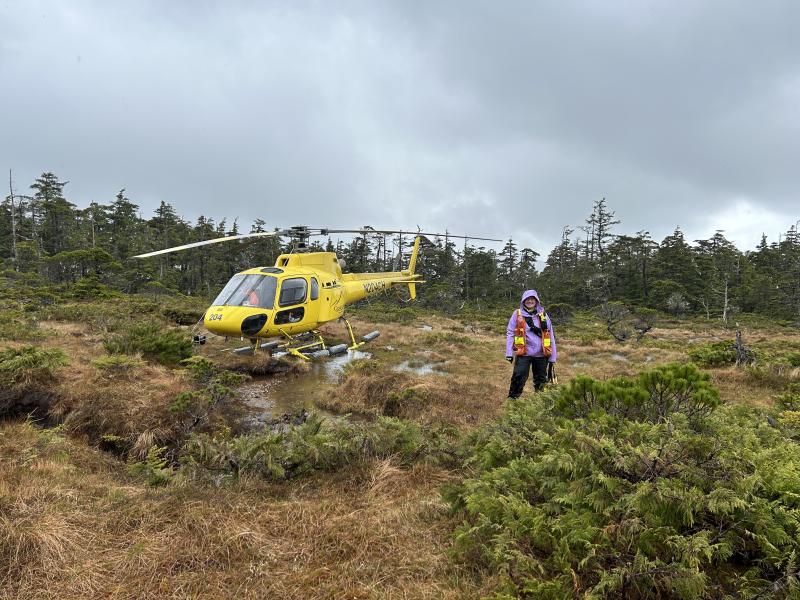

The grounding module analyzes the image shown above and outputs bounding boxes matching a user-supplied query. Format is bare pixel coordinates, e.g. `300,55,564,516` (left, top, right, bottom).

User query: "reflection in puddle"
238,350,372,424
393,360,441,375
314,350,372,382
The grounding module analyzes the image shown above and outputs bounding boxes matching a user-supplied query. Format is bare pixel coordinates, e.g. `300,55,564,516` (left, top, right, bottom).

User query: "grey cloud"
1,0,798,258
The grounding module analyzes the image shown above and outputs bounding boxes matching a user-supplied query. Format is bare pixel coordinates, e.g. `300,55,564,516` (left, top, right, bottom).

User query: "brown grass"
2,306,795,598
0,422,484,599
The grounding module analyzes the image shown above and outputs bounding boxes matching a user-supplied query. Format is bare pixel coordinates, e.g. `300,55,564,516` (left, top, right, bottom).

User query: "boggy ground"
1,297,797,599
1,422,475,599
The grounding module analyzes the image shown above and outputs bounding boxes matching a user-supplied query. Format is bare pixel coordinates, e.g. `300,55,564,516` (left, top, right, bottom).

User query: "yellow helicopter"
134,226,499,359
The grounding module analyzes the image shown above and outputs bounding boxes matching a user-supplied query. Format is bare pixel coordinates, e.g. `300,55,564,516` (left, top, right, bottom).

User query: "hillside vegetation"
2,256,800,597
3,172,800,323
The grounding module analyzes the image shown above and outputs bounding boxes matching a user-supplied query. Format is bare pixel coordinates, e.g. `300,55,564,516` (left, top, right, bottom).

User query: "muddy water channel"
237,350,371,426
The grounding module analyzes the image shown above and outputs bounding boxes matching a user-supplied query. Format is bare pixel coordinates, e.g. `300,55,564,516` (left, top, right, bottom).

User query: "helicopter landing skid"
231,322,381,359
275,329,326,361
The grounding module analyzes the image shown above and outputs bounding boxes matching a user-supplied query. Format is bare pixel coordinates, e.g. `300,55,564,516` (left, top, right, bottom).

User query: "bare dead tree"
632,309,657,341
8,170,19,269
599,302,631,342
734,330,756,366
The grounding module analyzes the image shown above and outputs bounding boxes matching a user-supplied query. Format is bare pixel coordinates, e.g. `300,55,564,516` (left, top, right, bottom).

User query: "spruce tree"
30,172,75,255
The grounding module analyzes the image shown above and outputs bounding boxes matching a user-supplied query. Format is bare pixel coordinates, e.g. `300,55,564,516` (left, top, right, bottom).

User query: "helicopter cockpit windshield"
212,274,277,309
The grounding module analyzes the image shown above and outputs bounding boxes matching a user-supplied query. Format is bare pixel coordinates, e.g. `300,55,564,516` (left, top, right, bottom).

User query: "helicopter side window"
278,278,307,307
310,277,319,301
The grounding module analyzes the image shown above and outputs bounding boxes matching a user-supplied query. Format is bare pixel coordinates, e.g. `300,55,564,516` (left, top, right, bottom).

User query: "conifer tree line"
2,172,799,321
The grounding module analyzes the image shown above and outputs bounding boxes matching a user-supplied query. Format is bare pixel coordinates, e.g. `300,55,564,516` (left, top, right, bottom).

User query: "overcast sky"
2,1,798,257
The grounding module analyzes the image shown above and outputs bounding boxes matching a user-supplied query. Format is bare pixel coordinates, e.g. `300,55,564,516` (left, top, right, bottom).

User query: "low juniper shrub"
0,346,68,388
446,362,800,599
183,415,427,481
128,445,172,487
687,340,738,367
103,322,193,365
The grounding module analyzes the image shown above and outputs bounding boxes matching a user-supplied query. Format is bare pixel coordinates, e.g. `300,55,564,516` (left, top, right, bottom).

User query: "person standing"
505,289,557,398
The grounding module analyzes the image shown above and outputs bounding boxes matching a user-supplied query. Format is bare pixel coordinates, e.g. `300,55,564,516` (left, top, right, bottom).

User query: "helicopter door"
274,277,307,328
304,277,321,325
273,277,319,331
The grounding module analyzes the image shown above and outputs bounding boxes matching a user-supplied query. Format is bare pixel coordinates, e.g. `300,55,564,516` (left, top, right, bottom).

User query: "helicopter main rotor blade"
321,228,502,242
131,230,284,258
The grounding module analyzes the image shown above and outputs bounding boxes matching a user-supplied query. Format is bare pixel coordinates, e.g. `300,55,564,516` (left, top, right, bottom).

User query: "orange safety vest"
512,309,526,356
539,310,553,358
513,309,552,358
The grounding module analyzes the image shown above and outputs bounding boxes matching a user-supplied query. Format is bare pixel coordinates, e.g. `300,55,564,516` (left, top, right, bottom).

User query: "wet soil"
237,350,372,426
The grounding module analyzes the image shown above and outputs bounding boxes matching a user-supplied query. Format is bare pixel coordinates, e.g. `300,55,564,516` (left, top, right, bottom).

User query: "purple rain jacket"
505,289,557,362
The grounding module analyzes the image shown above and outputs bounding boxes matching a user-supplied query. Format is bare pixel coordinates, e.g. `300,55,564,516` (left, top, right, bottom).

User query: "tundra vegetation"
3,173,800,598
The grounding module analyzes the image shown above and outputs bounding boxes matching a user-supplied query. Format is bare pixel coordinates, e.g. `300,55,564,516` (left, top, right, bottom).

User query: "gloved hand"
505,356,513,363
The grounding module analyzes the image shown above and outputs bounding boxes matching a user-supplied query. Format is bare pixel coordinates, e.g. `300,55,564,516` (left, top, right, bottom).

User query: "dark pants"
508,356,549,398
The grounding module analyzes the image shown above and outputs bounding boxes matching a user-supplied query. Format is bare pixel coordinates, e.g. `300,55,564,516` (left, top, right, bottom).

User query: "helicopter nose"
241,313,269,336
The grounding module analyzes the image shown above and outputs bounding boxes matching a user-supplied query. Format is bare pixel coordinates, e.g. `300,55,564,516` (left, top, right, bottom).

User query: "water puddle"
393,360,440,375
238,350,371,425
419,324,433,331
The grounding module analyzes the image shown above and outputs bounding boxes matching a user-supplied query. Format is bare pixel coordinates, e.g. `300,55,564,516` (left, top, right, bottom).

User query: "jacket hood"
519,289,541,311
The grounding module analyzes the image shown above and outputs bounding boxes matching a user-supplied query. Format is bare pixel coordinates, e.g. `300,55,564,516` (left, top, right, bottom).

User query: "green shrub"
184,415,426,481
139,281,182,296
780,411,800,439
0,311,45,341
180,356,218,382
547,303,575,324
446,366,800,598
128,445,172,487
69,276,118,299
777,384,800,412
0,346,68,388
103,323,193,364
162,307,205,325
687,340,737,367
169,369,248,437
555,363,720,424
